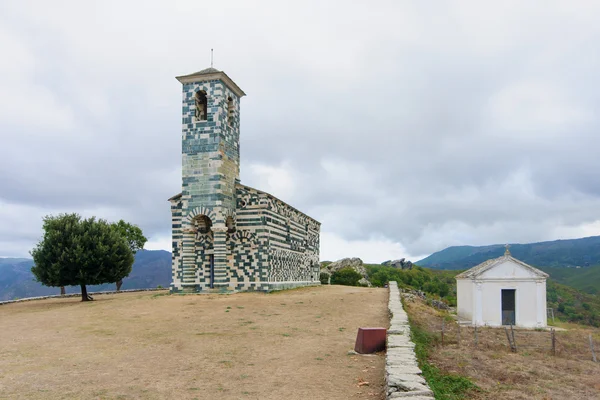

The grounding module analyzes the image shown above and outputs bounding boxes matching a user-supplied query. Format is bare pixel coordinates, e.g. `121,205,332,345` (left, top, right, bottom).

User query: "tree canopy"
111,220,147,291
31,214,135,301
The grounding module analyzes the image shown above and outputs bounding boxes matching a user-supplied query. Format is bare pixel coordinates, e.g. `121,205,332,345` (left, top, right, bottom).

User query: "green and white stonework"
169,68,321,293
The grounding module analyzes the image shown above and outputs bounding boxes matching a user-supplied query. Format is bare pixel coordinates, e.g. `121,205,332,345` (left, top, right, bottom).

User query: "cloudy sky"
1,0,600,263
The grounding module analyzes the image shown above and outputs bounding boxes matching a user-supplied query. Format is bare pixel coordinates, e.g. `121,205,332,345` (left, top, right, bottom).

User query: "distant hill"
0,250,171,301
417,236,600,270
540,265,600,295
416,236,600,295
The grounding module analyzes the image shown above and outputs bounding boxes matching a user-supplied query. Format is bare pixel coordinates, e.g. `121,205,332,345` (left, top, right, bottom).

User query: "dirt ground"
404,297,600,400
0,286,388,400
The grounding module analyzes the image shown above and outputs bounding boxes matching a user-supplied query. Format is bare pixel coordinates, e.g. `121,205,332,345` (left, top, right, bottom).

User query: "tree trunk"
60,286,65,296
81,284,93,301
116,279,123,292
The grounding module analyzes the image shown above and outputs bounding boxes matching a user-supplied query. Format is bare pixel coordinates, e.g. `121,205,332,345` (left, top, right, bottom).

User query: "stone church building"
169,67,321,293
456,247,548,328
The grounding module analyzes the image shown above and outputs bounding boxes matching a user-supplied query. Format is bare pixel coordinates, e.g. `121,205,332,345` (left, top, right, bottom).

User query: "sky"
1,0,600,263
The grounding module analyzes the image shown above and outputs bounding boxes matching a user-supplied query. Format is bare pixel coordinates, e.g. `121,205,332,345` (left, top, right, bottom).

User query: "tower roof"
176,67,246,98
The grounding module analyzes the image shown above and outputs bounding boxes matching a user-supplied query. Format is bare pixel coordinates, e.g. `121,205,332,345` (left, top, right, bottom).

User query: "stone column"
180,227,197,291
212,226,229,290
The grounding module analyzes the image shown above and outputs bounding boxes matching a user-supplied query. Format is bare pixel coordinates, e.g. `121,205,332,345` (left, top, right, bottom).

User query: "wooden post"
590,334,597,363
441,319,445,346
505,327,512,351
551,329,556,356
457,322,461,347
505,327,516,353
474,326,478,348
510,325,517,352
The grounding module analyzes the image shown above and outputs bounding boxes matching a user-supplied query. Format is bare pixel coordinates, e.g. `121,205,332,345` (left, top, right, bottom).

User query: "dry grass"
404,297,600,400
0,286,388,400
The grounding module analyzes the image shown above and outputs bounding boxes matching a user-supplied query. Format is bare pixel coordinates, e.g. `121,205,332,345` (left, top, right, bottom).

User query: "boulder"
358,278,372,287
388,258,413,270
323,257,367,277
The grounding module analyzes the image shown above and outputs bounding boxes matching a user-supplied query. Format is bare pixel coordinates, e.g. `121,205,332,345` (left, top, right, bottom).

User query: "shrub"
319,272,330,285
330,268,362,286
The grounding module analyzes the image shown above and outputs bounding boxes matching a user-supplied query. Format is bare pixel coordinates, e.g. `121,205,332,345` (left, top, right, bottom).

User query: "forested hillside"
417,236,600,270
0,250,171,301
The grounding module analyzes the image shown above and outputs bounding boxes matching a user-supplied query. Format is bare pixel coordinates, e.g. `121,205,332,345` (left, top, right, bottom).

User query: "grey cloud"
2,0,600,259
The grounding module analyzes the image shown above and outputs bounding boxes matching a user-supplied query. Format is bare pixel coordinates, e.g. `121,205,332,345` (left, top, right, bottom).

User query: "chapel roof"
455,251,549,279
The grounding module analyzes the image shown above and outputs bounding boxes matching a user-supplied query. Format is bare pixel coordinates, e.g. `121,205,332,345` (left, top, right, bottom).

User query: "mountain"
541,264,600,295
0,250,172,301
417,236,600,270
417,236,600,295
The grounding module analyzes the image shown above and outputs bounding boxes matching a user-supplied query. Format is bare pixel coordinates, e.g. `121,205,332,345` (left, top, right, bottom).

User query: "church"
456,246,548,328
168,67,321,293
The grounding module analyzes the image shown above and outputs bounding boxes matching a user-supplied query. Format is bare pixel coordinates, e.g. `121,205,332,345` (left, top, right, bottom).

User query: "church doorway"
209,254,215,289
502,289,516,325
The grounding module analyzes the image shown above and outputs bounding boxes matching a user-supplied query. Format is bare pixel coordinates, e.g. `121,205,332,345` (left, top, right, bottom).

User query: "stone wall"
387,281,434,399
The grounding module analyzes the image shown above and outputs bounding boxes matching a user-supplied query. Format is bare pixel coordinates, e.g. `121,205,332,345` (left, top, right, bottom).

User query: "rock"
321,257,373,286
322,257,367,277
431,299,449,310
358,278,372,287
389,258,413,270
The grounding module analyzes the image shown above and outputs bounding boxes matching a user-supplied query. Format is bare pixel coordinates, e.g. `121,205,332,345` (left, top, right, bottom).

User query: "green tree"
111,220,147,291
31,214,134,301
330,267,362,286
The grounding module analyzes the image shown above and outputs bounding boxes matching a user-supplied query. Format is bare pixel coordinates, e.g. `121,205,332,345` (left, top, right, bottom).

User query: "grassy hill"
540,265,600,295
416,236,600,294
0,249,171,301
417,235,600,270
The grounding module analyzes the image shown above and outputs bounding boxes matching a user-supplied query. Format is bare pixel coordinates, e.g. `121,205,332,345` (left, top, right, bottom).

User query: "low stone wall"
0,288,166,306
387,281,434,399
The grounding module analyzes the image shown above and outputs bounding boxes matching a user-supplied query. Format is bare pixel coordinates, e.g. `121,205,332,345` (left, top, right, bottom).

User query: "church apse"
169,67,321,293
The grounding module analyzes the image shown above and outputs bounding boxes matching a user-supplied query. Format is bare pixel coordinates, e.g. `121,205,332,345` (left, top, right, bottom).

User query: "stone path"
386,281,434,399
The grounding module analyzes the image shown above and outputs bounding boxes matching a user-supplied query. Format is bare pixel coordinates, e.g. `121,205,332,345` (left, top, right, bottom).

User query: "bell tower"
175,67,246,290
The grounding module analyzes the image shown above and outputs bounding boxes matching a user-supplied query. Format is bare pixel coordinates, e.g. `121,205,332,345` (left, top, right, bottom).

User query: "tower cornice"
176,69,246,98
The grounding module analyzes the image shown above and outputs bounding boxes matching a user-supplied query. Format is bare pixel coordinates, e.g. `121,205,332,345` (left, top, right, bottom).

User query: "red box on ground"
354,327,387,354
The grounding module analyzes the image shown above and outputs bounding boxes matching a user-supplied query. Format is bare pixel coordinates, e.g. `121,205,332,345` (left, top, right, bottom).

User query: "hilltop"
0,286,387,399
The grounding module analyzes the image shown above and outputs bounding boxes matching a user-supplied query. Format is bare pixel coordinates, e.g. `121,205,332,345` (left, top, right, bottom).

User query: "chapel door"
209,254,215,289
501,289,516,325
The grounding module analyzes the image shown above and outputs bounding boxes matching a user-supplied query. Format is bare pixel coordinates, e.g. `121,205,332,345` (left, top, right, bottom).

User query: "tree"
111,220,147,291
330,267,363,286
31,214,134,301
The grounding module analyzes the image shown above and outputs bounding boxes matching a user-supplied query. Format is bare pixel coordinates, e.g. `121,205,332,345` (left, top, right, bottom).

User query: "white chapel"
456,246,549,328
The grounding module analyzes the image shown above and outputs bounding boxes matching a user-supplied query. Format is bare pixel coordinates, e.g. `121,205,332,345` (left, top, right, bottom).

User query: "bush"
319,272,330,285
330,268,362,286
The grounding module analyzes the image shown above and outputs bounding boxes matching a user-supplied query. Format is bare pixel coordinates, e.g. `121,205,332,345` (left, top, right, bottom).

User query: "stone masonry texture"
169,68,321,293
387,281,434,399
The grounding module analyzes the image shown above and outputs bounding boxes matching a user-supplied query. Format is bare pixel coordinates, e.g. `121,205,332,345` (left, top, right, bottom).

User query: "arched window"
194,215,212,234
226,216,236,234
227,96,234,126
195,90,208,121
